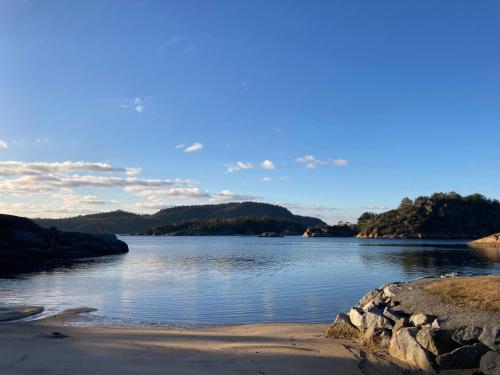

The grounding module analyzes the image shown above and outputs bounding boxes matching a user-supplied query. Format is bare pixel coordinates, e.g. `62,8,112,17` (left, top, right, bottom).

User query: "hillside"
357,192,500,239
143,217,308,236
35,202,325,234
0,214,128,273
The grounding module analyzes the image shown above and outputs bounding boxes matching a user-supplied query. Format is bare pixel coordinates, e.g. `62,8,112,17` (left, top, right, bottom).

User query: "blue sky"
1,0,499,223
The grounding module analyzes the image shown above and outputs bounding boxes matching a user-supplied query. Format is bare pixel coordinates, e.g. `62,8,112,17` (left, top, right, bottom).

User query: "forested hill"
357,193,500,239
35,202,325,234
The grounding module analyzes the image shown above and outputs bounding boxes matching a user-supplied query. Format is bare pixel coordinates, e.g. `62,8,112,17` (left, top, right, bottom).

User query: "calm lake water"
1,236,499,327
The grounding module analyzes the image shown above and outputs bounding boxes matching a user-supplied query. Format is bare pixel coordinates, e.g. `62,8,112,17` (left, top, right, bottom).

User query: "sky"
0,0,499,223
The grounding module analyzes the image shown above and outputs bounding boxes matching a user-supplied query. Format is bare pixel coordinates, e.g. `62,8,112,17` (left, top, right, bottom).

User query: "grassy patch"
424,276,500,312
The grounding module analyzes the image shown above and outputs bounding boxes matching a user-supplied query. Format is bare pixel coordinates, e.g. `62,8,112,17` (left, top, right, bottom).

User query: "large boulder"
362,311,393,330
452,326,483,345
416,327,459,356
348,307,364,329
436,343,490,369
325,313,360,340
480,351,500,375
389,327,435,372
479,325,500,352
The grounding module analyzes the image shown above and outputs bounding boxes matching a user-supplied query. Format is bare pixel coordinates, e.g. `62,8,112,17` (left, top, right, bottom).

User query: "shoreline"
0,309,415,375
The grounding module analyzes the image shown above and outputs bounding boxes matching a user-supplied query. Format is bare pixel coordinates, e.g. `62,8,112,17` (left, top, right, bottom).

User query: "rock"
383,306,402,323
325,313,360,340
440,272,459,278
452,326,483,345
479,325,500,352
431,319,442,329
392,317,410,333
410,313,432,328
362,311,393,330
382,283,400,298
361,296,386,312
469,233,500,247
0,306,44,322
349,307,364,329
416,327,459,356
436,343,490,369
355,289,383,309
389,327,435,372
480,351,500,375
362,326,392,350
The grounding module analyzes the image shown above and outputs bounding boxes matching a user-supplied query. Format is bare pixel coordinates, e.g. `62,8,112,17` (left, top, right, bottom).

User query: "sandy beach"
0,308,418,375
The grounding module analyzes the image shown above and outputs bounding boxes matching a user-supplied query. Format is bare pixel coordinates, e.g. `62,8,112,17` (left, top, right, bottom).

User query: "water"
1,236,499,326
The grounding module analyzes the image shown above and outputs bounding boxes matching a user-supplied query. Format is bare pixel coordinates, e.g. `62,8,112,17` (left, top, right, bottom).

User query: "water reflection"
0,237,498,326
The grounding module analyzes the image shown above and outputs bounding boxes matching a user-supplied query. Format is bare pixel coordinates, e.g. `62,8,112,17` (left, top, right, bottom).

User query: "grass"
424,275,500,312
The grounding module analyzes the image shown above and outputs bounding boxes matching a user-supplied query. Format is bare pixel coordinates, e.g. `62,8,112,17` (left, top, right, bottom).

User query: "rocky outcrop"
325,275,500,373
357,192,500,239
469,233,500,247
0,214,128,272
302,224,358,237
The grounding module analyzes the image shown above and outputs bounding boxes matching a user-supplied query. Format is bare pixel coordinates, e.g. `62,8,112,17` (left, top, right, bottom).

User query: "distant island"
0,214,128,273
357,192,500,239
35,202,324,235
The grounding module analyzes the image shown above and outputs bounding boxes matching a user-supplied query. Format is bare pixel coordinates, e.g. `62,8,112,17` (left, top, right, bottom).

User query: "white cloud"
262,177,272,182
260,160,276,170
175,144,186,149
184,142,203,153
296,155,349,169
0,159,258,218
0,161,140,176
0,139,7,149
225,161,254,173
210,190,258,203
333,159,349,167
121,97,148,113
279,176,289,181
135,104,144,113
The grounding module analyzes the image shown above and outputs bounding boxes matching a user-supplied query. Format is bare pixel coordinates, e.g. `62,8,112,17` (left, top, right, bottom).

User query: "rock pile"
325,278,500,373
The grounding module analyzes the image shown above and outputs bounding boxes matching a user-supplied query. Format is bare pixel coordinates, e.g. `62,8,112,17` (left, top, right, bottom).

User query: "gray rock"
362,326,392,350
452,326,483,345
348,307,364,329
416,327,459,356
392,317,410,333
355,289,383,309
383,306,402,323
410,313,432,328
362,310,393,330
382,283,400,298
361,296,386,312
480,351,500,375
436,343,490,369
325,313,360,340
479,325,500,352
389,327,435,372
